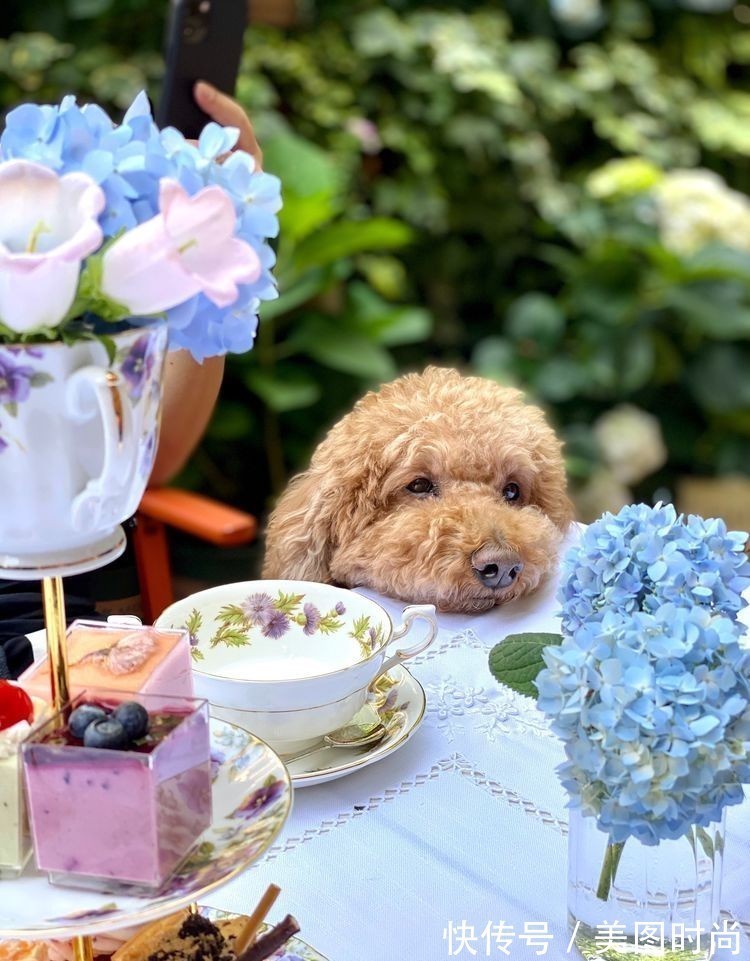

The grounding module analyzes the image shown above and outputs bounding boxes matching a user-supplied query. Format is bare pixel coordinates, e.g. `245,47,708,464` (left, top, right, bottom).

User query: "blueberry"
113,701,149,740
68,704,108,740
83,717,130,750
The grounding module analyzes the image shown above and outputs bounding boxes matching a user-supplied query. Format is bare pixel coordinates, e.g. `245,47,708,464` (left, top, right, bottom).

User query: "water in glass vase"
567,808,724,961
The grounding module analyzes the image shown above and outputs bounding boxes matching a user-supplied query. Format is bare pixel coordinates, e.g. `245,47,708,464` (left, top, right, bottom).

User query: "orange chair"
133,488,258,622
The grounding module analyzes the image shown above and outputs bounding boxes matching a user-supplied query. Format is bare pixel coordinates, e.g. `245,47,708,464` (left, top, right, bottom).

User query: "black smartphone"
157,0,248,139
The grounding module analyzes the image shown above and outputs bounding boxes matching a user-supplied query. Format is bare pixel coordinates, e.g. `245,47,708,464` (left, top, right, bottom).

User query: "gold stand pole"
42,577,94,960
72,936,94,961
41,576,71,712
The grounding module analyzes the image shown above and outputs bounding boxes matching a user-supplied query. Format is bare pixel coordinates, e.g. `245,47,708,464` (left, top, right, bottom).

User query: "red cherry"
0,680,34,731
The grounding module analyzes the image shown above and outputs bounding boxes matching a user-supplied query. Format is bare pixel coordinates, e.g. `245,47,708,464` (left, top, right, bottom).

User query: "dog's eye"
406,477,436,496
502,482,521,503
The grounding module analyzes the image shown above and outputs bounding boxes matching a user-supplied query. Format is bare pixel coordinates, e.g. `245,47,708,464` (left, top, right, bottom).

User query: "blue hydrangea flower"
0,92,281,361
539,503,750,845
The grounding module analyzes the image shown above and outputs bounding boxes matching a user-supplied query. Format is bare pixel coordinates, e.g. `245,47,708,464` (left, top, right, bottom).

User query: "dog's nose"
471,548,524,589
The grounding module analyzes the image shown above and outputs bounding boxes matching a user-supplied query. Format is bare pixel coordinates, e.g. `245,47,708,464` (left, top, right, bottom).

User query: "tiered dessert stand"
0,534,293,961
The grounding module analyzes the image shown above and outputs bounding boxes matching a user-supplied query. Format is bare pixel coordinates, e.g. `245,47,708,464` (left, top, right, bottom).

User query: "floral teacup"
155,579,437,752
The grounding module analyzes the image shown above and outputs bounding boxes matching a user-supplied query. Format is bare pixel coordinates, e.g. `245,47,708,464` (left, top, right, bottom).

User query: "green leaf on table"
488,632,562,697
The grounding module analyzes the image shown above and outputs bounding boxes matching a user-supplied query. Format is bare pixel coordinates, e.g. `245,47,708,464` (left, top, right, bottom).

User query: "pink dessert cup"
21,689,212,894
20,620,194,702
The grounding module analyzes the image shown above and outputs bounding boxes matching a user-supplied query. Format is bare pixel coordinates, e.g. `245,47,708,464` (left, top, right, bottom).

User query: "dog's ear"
262,467,345,582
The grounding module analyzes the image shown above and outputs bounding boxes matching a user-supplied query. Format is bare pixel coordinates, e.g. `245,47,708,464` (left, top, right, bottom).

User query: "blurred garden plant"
3,0,750,518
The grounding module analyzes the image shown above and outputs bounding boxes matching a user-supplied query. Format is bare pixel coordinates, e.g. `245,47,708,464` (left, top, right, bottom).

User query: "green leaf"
29,372,54,388
212,628,252,648
471,337,517,384
669,287,750,340
310,331,395,380
292,219,413,275
506,293,566,346
617,331,655,391
260,270,332,321
275,590,305,614
288,318,397,380
4,402,18,418
278,189,339,245
208,401,255,441
689,345,750,413
215,604,250,628
262,131,343,199
245,368,322,413
185,608,203,636
347,283,432,345
488,632,563,697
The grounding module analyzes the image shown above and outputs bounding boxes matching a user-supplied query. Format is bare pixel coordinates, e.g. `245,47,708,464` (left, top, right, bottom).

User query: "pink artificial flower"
0,160,104,334
100,179,261,317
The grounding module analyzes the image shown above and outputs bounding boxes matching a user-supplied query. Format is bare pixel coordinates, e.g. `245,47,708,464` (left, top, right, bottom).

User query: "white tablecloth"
25,527,750,960
197,527,750,961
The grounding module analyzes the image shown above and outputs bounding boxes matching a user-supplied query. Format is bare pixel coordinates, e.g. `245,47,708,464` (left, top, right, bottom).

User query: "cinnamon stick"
233,884,281,955
236,915,300,961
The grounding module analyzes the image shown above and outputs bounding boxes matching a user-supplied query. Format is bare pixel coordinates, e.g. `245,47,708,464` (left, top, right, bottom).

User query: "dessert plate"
203,908,330,961
286,665,426,788
0,718,292,940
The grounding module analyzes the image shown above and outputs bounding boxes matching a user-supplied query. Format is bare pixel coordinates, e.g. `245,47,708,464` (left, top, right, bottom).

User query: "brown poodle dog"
263,367,573,614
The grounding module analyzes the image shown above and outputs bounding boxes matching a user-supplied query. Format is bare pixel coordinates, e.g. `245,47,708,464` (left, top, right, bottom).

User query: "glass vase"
567,808,725,961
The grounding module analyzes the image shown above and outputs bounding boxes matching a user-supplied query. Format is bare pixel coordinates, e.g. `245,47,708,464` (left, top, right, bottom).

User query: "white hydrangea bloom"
594,404,668,486
654,169,750,254
549,0,601,26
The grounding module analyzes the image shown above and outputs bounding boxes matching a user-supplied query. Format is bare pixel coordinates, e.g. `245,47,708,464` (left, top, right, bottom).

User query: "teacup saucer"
284,664,426,788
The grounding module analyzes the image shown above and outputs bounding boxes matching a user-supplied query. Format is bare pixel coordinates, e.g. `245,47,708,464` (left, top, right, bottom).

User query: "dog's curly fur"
263,367,573,614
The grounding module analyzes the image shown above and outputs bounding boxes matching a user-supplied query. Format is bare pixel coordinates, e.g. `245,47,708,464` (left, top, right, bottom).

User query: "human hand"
193,80,263,169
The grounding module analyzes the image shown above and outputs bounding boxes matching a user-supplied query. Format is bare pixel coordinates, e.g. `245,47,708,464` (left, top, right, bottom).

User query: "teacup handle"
66,366,136,532
378,604,438,675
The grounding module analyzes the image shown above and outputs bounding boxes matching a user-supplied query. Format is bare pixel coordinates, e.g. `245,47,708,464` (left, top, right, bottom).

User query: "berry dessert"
0,680,46,877
22,690,212,893
21,620,193,702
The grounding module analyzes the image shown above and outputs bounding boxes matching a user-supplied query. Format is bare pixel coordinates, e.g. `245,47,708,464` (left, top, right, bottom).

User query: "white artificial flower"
0,160,104,334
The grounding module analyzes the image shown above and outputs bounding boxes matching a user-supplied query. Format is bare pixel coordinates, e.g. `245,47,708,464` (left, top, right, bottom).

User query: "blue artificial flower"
540,503,750,844
0,92,281,361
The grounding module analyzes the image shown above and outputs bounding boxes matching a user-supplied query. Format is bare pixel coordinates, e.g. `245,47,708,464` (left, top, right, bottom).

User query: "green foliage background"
2,0,750,521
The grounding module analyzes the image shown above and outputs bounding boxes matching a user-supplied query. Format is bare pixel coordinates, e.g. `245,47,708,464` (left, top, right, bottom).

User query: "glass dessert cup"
20,619,194,702
22,689,212,895
0,735,32,878
0,688,46,879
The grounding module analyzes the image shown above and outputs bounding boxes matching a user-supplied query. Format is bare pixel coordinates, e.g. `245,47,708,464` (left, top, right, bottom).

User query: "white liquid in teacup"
217,636,367,681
